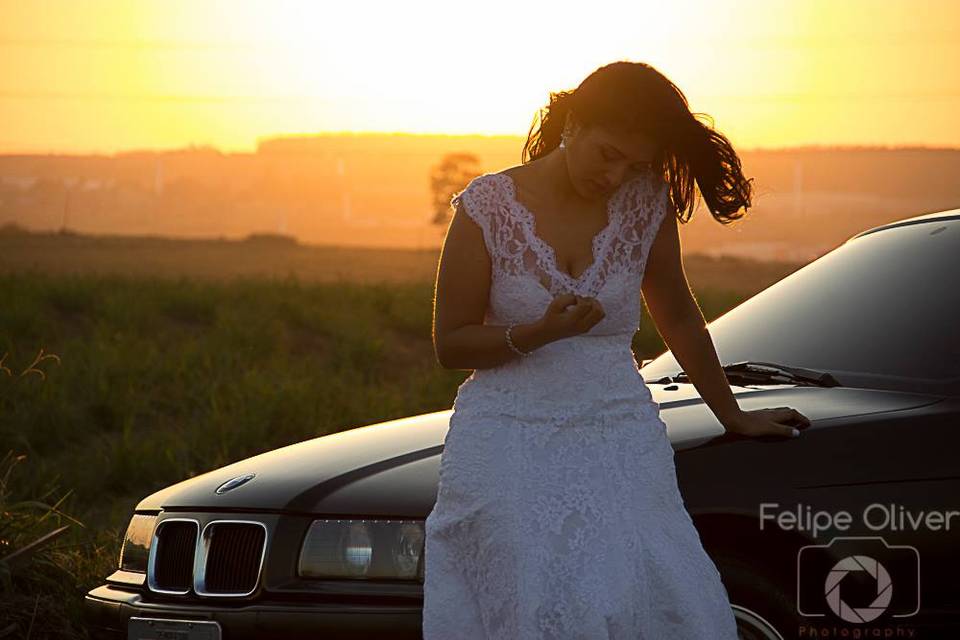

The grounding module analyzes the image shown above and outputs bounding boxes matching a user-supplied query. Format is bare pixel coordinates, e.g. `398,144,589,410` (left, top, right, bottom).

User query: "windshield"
641,216,960,395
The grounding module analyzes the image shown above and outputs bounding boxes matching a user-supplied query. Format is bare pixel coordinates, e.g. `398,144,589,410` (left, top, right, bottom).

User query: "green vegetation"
0,269,751,638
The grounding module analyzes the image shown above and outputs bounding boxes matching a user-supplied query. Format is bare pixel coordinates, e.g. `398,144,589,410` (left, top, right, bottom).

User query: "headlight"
298,518,424,580
118,513,157,573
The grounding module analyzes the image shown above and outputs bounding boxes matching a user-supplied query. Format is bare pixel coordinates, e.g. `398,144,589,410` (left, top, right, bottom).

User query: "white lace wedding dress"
423,170,740,639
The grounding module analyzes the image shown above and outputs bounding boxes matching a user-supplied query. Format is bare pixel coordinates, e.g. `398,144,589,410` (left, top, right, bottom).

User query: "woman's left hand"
722,406,812,439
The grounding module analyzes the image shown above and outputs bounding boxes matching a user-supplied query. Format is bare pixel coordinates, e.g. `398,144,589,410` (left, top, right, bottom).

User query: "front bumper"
84,584,423,640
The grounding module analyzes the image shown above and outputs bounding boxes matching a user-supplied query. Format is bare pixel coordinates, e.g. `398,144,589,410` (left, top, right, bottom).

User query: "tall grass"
0,449,110,639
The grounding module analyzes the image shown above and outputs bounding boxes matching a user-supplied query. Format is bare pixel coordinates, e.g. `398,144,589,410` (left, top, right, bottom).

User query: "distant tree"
429,153,481,226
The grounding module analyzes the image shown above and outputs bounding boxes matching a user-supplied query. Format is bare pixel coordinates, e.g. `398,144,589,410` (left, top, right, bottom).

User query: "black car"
84,209,960,640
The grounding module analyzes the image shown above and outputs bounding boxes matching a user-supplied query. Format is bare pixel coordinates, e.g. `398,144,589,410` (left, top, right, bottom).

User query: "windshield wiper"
655,360,842,388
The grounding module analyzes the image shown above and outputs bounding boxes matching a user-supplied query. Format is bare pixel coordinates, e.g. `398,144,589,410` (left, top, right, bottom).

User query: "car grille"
199,521,267,595
152,520,198,593
147,517,267,597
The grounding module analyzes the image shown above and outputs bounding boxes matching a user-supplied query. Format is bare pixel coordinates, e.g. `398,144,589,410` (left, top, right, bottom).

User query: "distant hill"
1,135,957,262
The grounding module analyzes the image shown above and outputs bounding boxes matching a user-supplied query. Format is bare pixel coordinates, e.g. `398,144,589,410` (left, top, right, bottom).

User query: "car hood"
137,384,942,516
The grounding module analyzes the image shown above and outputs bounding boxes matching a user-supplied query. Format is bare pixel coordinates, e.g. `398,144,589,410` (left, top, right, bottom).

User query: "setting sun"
1,0,957,153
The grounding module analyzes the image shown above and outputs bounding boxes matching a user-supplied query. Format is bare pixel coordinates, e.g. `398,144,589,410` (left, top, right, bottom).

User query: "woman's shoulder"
450,172,504,213
465,171,505,193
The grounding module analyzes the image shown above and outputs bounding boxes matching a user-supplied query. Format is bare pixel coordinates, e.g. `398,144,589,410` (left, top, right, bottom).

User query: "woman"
425,60,811,639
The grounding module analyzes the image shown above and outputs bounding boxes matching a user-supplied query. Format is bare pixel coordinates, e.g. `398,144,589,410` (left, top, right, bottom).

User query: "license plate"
128,617,221,640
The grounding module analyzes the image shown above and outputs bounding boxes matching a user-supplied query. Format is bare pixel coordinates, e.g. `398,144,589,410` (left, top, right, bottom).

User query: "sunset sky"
1,0,957,155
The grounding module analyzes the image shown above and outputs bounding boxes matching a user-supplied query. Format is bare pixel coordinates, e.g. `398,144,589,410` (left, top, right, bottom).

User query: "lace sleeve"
451,176,496,261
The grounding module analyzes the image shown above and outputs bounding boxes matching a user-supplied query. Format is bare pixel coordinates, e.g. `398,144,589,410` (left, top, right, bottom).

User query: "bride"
425,60,811,639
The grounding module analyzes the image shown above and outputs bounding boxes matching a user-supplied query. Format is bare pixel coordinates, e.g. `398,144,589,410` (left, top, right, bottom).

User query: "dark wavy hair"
521,60,753,224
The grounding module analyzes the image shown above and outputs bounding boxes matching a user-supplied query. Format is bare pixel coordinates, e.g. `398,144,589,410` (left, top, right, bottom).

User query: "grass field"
0,230,804,638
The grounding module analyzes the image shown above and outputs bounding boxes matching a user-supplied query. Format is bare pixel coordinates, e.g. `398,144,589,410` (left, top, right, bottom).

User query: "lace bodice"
452,170,670,332
447,170,673,426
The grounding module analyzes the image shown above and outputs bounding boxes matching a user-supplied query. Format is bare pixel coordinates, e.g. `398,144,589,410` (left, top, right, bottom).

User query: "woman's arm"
640,213,744,427
640,212,809,437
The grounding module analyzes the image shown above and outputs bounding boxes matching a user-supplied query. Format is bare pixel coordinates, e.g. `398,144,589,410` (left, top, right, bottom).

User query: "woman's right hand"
537,293,605,342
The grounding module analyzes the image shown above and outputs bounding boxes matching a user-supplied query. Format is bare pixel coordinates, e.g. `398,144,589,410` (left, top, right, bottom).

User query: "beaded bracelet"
505,323,533,357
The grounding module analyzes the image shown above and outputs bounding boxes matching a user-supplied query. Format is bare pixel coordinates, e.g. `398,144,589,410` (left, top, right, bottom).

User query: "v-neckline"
496,171,621,286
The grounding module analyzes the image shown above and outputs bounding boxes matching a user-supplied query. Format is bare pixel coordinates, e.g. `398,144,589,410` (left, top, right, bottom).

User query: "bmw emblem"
215,473,256,494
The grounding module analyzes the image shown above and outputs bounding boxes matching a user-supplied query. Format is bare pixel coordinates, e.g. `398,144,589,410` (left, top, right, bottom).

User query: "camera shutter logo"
825,555,893,623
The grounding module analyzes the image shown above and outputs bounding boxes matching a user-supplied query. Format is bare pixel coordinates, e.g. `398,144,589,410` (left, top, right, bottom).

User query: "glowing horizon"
0,0,957,155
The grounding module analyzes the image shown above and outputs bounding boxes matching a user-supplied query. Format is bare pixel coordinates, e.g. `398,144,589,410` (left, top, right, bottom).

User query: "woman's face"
564,116,657,200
